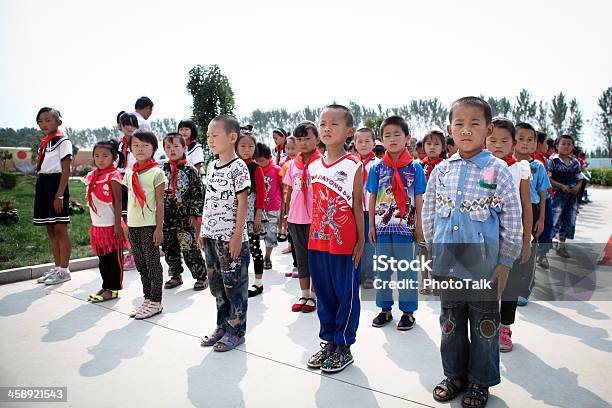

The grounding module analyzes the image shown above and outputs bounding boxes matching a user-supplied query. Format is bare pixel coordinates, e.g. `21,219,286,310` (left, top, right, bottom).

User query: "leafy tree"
566,98,583,144
513,89,537,124
484,96,512,117
549,92,568,138
535,101,551,135
595,86,612,158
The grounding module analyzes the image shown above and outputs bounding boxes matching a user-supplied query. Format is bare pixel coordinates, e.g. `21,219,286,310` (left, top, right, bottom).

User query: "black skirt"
33,173,70,225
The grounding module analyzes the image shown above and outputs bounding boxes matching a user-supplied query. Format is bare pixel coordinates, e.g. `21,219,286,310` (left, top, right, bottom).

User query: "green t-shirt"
122,167,167,227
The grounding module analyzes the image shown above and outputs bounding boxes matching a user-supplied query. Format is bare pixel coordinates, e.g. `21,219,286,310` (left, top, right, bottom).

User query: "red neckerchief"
294,149,323,213
261,161,275,175
382,148,413,219
86,166,117,214
503,155,518,167
422,156,443,180
120,135,129,168
275,144,285,165
359,152,376,186
36,130,62,172
169,159,187,198
131,160,158,212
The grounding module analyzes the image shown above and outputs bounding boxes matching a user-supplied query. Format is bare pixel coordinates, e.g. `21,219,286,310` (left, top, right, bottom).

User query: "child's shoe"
129,299,150,318
556,245,571,258
164,275,183,289
517,296,529,306
372,311,393,327
37,267,57,283
307,342,336,369
321,346,354,373
361,278,374,289
537,254,549,269
135,301,163,320
397,313,416,331
301,298,316,313
263,258,272,270
291,268,299,278
194,277,209,291
499,325,513,352
44,269,71,285
292,297,308,312
248,284,263,297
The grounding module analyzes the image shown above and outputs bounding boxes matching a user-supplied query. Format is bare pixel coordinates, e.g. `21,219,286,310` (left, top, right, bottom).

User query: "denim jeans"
551,192,577,240
203,238,250,337
439,282,500,387
537,197,553,256
374,234,418,313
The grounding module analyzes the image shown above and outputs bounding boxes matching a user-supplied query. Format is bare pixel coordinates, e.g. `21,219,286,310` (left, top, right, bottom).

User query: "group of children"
32,96,586,407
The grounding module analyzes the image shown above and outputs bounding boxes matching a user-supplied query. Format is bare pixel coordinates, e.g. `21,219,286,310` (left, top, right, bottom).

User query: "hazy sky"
1,0,610,142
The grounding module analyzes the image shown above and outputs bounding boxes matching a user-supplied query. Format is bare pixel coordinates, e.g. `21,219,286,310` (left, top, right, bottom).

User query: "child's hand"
153,227,164,246
490,264,510,298
54,197,63,214
113,224,123,239
229,234,242,259
368,227,376,246
254,211,262,233
519,241,531,264
352,238,364,269
533,218,545,237
196,236,203,250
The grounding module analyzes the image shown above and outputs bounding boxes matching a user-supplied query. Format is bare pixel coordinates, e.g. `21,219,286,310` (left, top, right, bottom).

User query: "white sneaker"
37,267,57,283
129,300,150,318
44,269,71,285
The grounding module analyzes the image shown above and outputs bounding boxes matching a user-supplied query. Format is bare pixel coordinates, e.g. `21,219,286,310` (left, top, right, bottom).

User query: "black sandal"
461,383,489,408
248,284,263,297
433,377,467,402
164,276,183,289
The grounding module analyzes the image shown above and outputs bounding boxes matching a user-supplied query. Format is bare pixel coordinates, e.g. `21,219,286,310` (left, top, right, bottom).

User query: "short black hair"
380,115,410,137
446,136,455,146
546,138,554,149
555,134,574,147
492,117,516,140
119,112,139,128
255,142,272,159
135,96,154,110
293,120,319,138
130,130,158,152
116,111,126,124
36,107,62,123
537,131,548,144
373,144,386,155
177,119,198,142
163,132,186,148
211,115,240,138
355,127,375,141
515,122,537,139
449,96,492,124
416,141,423,149
93,139,119,158
323,104,354,127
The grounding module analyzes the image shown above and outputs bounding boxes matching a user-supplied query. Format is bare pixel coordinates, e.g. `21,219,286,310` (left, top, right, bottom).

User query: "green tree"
549,92,568,138
186,64,235,165
484,96,512,117
566,98,583,144
0,150,12,170
535,101,551,135
596,86,612,158
513,89,537,124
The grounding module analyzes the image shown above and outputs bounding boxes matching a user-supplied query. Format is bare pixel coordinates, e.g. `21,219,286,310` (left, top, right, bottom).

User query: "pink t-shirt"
283,160,314,224
262,163,283,212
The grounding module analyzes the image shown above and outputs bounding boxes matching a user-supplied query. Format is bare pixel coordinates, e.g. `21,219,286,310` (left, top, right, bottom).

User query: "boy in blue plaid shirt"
423,97,522,408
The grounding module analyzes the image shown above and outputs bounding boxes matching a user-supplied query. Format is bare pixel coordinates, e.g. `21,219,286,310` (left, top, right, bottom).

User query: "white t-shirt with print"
201,157,250,242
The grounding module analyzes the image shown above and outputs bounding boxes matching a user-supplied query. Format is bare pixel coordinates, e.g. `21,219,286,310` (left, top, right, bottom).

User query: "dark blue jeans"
439,283,500,387
537,197,553,256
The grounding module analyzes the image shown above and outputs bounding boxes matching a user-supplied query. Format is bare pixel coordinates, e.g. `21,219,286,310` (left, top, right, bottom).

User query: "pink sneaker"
499,326,513,353
124,254,136,270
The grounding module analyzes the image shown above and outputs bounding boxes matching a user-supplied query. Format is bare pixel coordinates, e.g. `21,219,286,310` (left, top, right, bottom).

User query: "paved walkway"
1,188,611,407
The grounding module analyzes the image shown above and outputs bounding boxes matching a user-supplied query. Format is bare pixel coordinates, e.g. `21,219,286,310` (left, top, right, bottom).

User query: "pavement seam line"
52,288,436,408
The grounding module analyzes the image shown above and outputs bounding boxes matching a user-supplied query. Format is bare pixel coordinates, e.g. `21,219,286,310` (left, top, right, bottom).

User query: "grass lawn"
0,175,93,270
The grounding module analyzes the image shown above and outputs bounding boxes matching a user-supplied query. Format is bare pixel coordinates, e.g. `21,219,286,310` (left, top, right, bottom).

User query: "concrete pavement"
1,187,611,407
